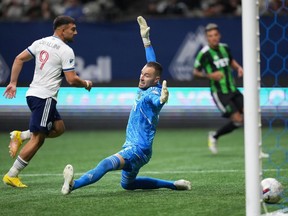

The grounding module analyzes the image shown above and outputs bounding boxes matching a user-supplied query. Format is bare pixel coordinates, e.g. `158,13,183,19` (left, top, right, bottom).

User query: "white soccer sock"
20,130,31,140
7,156,28,177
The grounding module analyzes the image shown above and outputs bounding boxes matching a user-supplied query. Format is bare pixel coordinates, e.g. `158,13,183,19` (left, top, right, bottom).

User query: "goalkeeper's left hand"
160,80,169,104
137,16,151,46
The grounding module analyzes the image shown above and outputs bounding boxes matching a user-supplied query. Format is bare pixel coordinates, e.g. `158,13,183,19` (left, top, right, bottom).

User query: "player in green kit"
193,23,269,158
193,23,244,154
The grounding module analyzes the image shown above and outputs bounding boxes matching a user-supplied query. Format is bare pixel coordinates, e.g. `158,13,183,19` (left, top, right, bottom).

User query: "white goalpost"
243,1,288,215
242,0,261,215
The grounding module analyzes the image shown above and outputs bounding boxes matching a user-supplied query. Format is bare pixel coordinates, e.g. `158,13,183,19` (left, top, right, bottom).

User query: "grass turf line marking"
17,168,285,177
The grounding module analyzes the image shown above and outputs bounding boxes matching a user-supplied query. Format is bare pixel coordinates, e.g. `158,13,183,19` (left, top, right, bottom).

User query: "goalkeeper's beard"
138,81,148,90
138,80,154,90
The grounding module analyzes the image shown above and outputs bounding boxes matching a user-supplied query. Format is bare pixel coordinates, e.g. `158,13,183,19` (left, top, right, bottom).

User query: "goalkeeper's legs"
71,155,121,190
120,171,191,190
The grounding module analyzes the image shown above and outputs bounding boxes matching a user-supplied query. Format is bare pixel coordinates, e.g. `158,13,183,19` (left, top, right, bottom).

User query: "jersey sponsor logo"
214,57,229,68
169,26,207,81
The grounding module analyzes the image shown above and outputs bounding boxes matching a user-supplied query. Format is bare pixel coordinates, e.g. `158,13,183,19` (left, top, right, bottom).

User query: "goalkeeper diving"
61,16,191,195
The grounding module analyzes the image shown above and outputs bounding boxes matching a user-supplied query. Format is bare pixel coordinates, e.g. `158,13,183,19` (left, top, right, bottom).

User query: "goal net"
243,0,288,215
259,0,288,215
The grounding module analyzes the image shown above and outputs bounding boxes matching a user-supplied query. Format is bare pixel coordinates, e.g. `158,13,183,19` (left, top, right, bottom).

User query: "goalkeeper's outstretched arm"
137,16,169,103
137,16,156,62
137,16,151,47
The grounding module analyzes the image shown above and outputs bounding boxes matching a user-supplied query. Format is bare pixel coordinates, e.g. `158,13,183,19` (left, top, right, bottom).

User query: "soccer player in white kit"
3,15,92,187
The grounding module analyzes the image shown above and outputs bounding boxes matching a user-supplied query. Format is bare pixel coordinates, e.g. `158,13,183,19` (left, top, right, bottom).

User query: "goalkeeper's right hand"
137,16,151,46
160,80,169,104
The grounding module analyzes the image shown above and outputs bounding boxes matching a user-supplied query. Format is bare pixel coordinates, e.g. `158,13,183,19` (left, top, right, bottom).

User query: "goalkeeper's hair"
146,61,163,76
53,15,75,30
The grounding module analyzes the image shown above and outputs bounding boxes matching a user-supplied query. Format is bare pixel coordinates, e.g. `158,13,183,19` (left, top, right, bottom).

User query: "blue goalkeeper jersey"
124,84,164,155
123,45,164,155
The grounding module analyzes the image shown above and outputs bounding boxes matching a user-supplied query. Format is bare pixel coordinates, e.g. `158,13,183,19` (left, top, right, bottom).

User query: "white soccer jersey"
26,36,75,100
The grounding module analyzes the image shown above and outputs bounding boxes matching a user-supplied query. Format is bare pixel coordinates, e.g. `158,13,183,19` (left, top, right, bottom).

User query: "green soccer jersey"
194,43,237,94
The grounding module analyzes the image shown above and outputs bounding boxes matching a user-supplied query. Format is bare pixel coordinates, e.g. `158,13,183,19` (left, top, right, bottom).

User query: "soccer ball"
261,178,284,204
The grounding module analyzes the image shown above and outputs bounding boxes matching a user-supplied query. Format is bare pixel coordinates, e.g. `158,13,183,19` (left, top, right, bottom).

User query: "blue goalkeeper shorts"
118,144,152,184
118,144,151,174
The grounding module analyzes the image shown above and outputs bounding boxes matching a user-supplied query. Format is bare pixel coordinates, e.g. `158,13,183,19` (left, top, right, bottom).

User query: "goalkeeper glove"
137,16,151,46
160,80,169,104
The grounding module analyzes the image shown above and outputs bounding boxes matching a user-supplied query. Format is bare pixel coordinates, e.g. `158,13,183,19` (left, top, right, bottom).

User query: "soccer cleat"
61,164,74,195
9,131,23,158
208,131,218,154
174,179,191,190
3,174,27,188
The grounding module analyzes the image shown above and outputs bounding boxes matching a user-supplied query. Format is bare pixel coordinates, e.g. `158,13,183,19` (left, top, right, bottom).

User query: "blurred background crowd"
0,0,285,22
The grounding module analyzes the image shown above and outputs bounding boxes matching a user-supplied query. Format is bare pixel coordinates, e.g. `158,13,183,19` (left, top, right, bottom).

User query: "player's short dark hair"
53,16,75,30
146,61,163,76
205,23,219,32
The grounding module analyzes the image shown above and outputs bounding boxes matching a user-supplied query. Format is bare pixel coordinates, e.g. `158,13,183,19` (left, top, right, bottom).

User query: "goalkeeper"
61,16,191,195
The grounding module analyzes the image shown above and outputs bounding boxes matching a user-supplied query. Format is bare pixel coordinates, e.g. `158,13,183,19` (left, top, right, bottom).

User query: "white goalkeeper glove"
160,80,169,104
137,16,151,46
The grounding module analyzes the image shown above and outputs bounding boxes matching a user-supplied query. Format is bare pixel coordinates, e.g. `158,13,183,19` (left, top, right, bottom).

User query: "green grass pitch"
0,128,286,215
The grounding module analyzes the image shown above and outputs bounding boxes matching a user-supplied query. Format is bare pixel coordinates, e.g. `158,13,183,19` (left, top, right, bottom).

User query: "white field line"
17,168,285,177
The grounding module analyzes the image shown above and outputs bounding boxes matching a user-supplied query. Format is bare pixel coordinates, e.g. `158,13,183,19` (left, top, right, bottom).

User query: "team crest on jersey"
137,92,142,100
